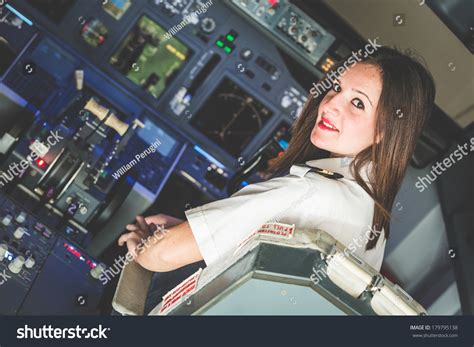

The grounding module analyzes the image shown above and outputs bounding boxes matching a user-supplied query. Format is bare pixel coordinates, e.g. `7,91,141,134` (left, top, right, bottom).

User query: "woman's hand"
139,213,184,229
118,214,184,258
118,215,152,258
118,215,203,272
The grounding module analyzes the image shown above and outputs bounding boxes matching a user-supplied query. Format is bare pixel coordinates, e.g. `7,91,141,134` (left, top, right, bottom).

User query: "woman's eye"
352,98,365,110
332,83,341,92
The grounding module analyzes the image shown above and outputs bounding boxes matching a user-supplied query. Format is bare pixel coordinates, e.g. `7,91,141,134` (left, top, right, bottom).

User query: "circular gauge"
191,78,273,157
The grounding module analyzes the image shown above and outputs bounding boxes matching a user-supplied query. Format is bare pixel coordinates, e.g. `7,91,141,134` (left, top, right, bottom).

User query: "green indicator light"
224,46,232,54
216,40,224,47
226,34,235,42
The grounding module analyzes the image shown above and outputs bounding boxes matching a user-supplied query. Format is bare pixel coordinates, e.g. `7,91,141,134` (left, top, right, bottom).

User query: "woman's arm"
119,176,314,271
118,218,203,272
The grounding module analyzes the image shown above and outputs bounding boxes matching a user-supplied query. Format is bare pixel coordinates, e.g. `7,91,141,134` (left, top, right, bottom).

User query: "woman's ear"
375,133,382,144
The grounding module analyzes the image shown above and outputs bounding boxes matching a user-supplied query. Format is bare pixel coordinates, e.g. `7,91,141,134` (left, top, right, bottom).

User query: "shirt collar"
303,157,372,184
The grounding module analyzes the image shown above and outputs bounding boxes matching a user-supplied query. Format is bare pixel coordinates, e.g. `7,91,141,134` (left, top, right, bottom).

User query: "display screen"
26,0,76,24
0,90,34,137
110,16,191,99
30,39,76,82
191,78,273,157
137,119,178,158
102,0,132,20
0,37,16,76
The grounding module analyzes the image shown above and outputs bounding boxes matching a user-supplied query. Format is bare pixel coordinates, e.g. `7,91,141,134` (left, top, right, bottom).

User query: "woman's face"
310,63,383,157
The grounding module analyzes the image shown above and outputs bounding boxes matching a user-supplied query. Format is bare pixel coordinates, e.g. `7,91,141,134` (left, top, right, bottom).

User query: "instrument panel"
0,0,361,314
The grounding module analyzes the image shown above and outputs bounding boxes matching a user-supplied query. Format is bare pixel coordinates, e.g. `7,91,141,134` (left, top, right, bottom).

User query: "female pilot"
119,46,436,275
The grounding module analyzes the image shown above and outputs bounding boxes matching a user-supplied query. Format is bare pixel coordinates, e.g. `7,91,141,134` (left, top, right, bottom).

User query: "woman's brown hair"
266,46,436,250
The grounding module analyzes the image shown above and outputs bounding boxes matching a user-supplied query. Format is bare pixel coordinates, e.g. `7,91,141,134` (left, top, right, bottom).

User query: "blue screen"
137,119,177,158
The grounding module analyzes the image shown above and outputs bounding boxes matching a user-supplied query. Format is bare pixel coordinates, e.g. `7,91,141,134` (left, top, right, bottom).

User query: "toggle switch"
25,256,35,269
13,227,26,239
2,214,12,226
15,212,27,224
0,243,8,259
90,263,106,280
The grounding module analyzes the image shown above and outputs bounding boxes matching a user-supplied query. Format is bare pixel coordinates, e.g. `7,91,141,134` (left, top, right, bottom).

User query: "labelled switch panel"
255,55,280,80
0,198,56,290
230,0,335,70
0,192,105,314
204,163,229,190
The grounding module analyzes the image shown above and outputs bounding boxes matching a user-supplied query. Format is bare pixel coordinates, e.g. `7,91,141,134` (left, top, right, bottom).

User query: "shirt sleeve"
185,175,314,266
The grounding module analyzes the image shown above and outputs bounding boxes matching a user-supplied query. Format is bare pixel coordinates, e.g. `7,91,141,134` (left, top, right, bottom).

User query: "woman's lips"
318,116,339,132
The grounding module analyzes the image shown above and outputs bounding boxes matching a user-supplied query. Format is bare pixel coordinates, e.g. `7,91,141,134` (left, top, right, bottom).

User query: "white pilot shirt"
185,157,387,271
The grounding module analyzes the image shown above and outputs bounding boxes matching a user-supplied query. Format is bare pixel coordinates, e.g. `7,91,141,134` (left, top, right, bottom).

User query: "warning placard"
234,222,295,255
158,268,203,315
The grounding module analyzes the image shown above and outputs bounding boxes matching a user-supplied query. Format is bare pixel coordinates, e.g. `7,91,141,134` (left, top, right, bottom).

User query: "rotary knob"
13,226,26,239
25,256,35,269
79,205,88,215
15,212,27,224
201,17,216,34
90,263,106,280
2,214,12,226
0,243,8,259
240,48,253,61
281,95,292,108
8,255,25,274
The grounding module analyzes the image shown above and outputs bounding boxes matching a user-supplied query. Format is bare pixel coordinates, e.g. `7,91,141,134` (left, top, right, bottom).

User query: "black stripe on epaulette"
301,164,344,180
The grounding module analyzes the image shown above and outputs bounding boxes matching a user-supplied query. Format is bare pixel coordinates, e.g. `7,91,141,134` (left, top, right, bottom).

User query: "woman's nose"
324,96,342,117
